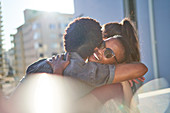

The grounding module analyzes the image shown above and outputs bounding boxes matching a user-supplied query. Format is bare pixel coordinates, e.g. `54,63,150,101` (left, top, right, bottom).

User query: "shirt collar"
69,52,85,63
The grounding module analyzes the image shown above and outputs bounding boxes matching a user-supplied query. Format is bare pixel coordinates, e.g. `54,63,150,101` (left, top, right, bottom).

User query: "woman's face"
89,38,125,64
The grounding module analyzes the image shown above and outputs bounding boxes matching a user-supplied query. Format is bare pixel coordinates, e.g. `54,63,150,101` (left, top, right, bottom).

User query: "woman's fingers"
46,58,52,65
66,53,70,60
60,54,64,61
128,80,133,87
46,60,50,64
47,53,70,70
128,77,145,87
141,76,145,80
56,55,59,60
65,53,70,61
132,79,139,84
137,78,145,82
52,55,56,60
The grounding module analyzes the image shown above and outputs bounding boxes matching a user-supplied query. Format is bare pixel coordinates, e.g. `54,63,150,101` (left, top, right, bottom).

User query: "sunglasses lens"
105,54,113,58
104,48,114,58
104,48,119,63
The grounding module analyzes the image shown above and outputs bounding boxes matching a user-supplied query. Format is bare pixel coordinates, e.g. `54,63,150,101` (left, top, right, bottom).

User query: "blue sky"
1,0,74,50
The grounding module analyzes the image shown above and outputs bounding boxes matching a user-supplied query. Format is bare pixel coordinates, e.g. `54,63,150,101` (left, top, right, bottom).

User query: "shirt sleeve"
107,65,115,84
26,59,53,75
64,59,115,87
94,63,115,85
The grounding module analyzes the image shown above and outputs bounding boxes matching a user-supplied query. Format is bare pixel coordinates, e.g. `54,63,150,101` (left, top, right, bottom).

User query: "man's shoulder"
87,62,113,67
26,58,53,75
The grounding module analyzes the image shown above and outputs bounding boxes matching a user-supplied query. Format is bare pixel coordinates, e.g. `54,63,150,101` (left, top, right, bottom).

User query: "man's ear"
77,44,94,59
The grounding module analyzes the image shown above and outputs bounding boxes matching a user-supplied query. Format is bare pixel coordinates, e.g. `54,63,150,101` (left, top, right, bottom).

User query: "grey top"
64,52,115,87
24,52,115,87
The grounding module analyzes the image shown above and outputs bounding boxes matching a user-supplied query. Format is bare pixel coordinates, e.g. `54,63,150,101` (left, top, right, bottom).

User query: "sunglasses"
99,41,119,64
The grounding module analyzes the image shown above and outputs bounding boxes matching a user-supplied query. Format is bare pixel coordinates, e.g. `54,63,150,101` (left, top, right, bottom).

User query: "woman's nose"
94,47,98,52
95,47,103,55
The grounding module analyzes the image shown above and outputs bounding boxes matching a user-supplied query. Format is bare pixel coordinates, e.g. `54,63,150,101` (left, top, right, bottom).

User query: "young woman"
89,18,145,87
47,18,147,112
87,18,143,108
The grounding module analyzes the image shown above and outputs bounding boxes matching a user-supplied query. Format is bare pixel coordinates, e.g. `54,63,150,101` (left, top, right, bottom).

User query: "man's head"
63,17,102,59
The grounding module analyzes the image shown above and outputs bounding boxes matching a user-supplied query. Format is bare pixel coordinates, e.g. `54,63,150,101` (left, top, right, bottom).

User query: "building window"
69,18,72,21
33,32,40,40
49,24,56,30
65,23,68,27
58,23,61,29
51,43,59,48
34,43,39,49
52,52,57,56
59,33,63,38
60,42,63,47
39,43,43,48
39,53,44,57
61,23,65,29
50,34,57,38
32,23,41,30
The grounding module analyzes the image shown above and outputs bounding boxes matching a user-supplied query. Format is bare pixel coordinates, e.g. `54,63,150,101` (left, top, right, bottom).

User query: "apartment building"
0,2,4,77
13,26,26,78
13,9,73,79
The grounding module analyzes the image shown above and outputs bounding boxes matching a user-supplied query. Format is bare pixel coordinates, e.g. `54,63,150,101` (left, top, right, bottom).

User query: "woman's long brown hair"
102,18,140,63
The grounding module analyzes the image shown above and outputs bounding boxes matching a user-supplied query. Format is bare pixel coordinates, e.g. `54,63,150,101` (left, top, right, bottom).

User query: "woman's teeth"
94,53,99,60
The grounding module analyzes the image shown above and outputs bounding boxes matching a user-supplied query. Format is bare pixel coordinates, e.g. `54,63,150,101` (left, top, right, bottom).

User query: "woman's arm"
113,63,148,83
121,81,133,106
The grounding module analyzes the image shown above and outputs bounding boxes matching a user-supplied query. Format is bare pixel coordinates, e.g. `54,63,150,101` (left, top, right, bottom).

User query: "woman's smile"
93,53,100,60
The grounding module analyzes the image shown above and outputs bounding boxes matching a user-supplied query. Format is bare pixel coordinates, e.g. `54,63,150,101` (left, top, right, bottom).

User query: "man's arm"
113,63,148,83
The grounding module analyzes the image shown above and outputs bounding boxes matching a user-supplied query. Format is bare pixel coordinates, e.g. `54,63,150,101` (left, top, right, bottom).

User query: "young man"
26,17,113,86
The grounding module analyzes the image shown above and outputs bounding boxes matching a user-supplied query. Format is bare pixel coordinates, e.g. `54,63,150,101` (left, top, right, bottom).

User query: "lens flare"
14,73,70,113
13,73,94,113
33,74,57,113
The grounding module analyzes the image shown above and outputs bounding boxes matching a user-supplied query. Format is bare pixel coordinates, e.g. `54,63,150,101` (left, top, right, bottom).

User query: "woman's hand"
128,77,145,87
46,53,70,75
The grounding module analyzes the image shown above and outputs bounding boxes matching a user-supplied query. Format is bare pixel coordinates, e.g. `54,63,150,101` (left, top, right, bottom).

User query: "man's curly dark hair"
63,17,102,59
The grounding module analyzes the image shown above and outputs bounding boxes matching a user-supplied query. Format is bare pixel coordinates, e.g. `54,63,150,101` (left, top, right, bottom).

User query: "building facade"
13,9,73,79
0,2,4,77
0,2,3,89
13,26,26,78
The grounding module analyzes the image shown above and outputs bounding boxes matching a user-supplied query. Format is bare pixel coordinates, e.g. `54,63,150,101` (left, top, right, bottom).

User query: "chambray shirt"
64,52,115,87
24,52,115,87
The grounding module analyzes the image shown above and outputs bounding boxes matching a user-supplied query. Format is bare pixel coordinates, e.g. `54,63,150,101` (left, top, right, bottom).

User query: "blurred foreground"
0,74,170,113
